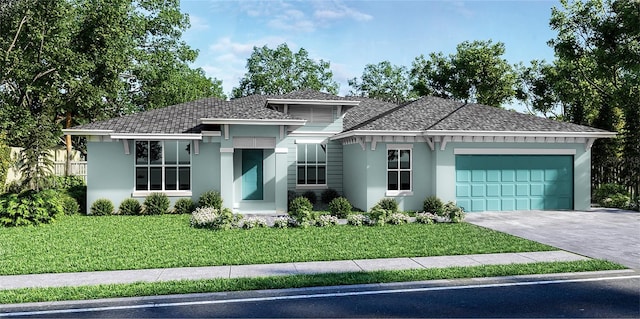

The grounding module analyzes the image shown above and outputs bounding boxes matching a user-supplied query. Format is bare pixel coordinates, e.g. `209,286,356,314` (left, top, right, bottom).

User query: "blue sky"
180,0,561,103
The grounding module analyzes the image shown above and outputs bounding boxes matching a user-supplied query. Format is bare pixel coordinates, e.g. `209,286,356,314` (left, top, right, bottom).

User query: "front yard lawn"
0,214,556,276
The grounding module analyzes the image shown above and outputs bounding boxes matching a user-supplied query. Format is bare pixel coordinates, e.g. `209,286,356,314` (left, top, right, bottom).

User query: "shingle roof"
347,96,607,133
72,95,298,133
71,90,609,135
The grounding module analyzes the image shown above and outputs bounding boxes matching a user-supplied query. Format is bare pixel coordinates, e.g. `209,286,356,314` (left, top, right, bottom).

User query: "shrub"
443,201,465,223
321,189,340,204
375,198,399,214
288,196,313,223
368,205,389,226
143,193,170,215
66,185,87,214
119,198,142,215
602,193,631,208
594,183,630,208
328,197,352,218
48,175,86,190
242,216,268,229
61,194,80,215
347,214,369,226
628,197,640,212
416,212,437,224
190,207,217,228
198,190,223,211
273,216,291,228
173,198,196,215
90,198,114,216
387,212,410,225
0,190,65,226
316,214,339,227
423,196,444,214
287,191,298,204
214,208,242,230
301,191,317,205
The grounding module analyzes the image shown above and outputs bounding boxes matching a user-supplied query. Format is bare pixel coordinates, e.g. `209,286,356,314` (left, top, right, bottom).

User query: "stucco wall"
86,141,133,212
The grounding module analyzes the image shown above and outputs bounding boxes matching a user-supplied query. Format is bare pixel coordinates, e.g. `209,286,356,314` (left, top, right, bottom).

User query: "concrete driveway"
465,208,640,269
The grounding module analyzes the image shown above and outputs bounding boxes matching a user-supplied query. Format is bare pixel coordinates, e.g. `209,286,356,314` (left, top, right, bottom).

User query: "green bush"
443,201,465,223
0,190,65,226
90,198,114,216
66,185,87,214
423,196,444,214
60,193,80,215
213,208,242,230
602,193,631,208
173,198,196,214
301,190,317,205
143,193,170,215
288,196,313,224
375,198,399,214
198,190,223,211
368,205,389,226
321,189,340,204
0,135,11,191
242,216,268,229
48,175,86,190
119,198,142,215
387,212,410,225
594,183,630,208
328,197,352,218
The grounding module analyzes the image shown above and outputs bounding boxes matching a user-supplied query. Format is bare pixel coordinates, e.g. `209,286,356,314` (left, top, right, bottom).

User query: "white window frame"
296,143,328,189
386,146,413,196
133,140,192,197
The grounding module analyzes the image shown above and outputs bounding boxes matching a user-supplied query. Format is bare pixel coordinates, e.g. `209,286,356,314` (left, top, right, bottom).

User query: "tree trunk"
65,111,72,176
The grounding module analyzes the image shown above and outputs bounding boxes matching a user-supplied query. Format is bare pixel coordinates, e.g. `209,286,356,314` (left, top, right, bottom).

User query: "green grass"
0,214,556,275
0,260,624,304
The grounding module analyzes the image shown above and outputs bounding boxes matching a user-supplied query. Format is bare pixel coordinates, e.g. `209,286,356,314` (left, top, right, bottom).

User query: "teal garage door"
456,155,573,212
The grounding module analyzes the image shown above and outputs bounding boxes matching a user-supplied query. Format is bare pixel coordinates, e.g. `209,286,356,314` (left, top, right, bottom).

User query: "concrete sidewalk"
0,251,588,290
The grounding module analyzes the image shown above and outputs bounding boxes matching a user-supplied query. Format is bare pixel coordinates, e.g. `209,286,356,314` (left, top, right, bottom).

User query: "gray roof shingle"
71,90,609,134
347,96,608,133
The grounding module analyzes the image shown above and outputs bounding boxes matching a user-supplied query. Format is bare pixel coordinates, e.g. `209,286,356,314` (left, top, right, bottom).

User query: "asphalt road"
3,272,639,318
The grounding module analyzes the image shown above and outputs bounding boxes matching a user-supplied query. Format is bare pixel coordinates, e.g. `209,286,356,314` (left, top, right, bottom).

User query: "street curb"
1,269,636,312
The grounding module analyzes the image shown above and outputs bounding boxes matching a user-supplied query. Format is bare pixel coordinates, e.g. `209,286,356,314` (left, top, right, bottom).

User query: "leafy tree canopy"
411,40,518,107
232,43,339,98
348,61,416,104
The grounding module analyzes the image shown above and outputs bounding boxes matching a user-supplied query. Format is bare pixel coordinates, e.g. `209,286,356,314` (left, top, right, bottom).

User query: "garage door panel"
456,185,470,197
516,184,529,196
487,170,500,182
456,155,573,212
486,184,500,197
516,170,529,182
471,185,485,196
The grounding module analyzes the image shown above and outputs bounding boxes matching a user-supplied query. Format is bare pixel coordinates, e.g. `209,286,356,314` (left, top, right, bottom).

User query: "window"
135,141,191,192
387,148,411,192
297,143,327,185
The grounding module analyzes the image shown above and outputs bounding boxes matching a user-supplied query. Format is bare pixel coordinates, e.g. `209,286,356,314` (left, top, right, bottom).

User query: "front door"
242,149,263,200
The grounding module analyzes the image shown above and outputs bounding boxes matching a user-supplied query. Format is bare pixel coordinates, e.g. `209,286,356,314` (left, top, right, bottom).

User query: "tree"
232,43,339,98
549,0,639,195
348,61,415,104
1,0,225,181
411,40,518,107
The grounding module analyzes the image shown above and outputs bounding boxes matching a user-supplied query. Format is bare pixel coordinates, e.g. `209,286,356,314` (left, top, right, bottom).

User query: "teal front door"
456,155,573,212
242,149,263,200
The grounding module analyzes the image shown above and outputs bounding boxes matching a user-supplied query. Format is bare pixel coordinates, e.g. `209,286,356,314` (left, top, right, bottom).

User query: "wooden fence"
591,156,639,199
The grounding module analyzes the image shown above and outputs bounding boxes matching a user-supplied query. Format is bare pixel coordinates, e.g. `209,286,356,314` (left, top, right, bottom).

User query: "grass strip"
0,215,555,275
0,259,624,305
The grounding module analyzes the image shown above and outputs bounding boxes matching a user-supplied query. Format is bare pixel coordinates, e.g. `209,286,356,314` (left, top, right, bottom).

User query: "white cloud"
313,1,373,22
200,36,296,96
188,15,210,31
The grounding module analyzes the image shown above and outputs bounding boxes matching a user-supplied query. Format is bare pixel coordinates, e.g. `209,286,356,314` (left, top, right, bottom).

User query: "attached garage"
455,154,574,212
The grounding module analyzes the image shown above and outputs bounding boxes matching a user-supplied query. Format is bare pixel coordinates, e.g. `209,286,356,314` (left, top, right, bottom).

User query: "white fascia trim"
62,129,113,136
330,130,425,140
200,118,307,126
454,148,577,155
266,99,360,107
295,138,327,144
202,131,221,137
110,133,202,140
132,190,192,197
425,130,617,138
288,131,341,137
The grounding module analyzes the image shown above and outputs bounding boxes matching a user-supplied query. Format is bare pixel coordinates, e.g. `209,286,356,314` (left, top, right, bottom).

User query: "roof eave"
331,129,617,141
266,98,360,107
62,129,113,136
200,118,307,126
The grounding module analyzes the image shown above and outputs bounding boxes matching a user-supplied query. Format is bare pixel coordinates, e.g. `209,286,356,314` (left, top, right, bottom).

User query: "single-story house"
64,90,615,213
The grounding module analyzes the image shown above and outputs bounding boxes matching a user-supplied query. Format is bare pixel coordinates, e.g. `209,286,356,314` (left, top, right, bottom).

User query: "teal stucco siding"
86,141,133,212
